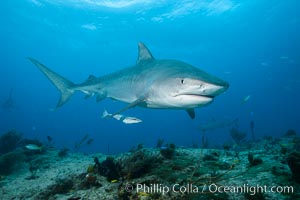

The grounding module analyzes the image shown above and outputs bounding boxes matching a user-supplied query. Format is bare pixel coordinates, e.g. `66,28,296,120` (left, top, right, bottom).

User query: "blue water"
1,0,299,154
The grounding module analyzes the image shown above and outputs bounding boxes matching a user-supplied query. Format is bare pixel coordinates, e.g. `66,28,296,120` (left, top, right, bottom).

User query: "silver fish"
25,144,42,151
102,110,142,124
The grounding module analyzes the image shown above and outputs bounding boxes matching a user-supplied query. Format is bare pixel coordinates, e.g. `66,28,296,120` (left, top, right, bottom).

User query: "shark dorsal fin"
137,42,154,64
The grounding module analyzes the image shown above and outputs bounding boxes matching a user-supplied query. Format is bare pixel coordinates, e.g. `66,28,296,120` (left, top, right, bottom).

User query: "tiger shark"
1,88,14,110
28,42,229,119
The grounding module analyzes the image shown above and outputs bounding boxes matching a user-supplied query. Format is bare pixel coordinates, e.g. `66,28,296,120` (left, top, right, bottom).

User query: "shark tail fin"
28,57,75,107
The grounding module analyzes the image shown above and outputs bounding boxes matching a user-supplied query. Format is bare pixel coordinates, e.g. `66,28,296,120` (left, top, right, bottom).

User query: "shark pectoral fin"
186,109,195,119
112,97,145,116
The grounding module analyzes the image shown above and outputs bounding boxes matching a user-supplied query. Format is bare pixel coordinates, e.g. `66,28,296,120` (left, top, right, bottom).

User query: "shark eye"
181,79,184,84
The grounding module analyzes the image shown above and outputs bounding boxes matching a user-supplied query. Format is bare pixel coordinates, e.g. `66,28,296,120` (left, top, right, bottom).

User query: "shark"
1,88,14,110
28,42,229,119
199,118,239,132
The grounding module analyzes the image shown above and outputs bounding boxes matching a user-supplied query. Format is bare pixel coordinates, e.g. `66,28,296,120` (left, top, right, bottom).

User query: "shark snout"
219,83,229,95
175,79,229,98
202,81,229,97
219,81,229,91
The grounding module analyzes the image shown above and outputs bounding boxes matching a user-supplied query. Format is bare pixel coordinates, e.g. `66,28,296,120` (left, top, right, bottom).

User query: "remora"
28,42,229,119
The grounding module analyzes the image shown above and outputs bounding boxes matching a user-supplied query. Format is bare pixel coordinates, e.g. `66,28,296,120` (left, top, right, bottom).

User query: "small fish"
122,117,142,124
112,114,123,121
160,146,168,150
74,134,91,150
102,110,142,124
102,110,119,119
241,95,251,104
48,108,56,112
280,142,296,148
280,56,289,60
260,62,269,66
25,144,42,151
111,179,118,183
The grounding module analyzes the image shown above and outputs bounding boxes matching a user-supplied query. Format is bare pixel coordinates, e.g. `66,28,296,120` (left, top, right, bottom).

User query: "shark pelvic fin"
137,42,154,64
84,93,94,99
28,57,75,107
96,94,106,102
186,109,195,119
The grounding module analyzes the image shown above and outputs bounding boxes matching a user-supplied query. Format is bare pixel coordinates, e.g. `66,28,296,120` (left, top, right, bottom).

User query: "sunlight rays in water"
31,0,238,17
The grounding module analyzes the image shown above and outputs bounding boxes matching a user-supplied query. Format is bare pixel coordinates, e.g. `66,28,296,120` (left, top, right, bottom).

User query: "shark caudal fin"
28,57,75,107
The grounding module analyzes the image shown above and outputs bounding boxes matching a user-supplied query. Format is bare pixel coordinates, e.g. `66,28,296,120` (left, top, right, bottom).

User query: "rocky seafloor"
1,135,300,200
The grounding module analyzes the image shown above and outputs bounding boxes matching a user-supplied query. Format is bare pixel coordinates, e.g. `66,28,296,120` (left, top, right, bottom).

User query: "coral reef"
119,149,162,179
1,135,300,200
230,128,246,144
248,152,263,167
160,143,176,159
94,156,121,181
37,177,75,198
58,147,69,158
156,138,164,148
284,129,297,137
129,143,144,153
287,151,300,183
0,129,22,155
0,150,25,175
203,151,220,161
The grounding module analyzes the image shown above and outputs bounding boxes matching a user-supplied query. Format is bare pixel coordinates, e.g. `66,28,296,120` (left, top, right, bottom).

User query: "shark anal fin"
112,97,145,116
186,109,195,119
137,42,154,64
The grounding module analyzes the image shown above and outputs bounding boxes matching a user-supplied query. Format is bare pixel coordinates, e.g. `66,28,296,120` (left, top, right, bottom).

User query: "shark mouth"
198,94,214,98
174,93,214,99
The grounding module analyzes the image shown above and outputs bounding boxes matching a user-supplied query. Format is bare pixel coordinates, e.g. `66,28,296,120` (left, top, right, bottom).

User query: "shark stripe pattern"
28,42,229,119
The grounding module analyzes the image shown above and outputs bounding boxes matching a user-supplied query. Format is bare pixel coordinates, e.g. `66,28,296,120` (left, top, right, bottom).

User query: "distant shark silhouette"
199,118,239,132
1,88,14,110
28,42,229,119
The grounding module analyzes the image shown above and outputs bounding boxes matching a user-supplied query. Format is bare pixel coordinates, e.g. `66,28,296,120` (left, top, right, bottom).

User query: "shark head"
135,43,229,112
146,59,229,109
